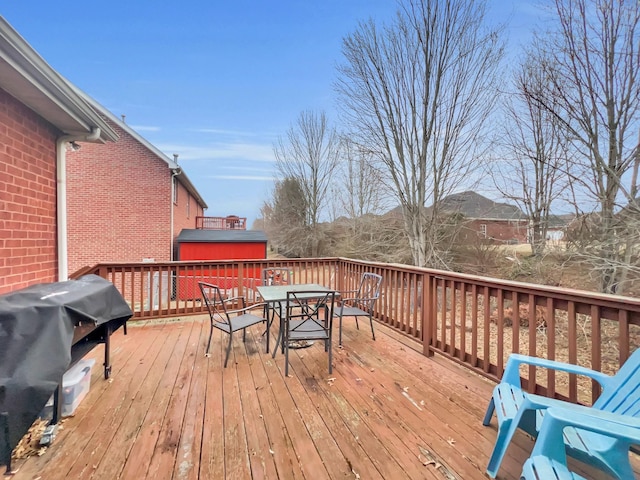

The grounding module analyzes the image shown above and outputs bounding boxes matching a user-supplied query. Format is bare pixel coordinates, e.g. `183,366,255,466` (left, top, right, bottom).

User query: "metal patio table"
256,283,336,354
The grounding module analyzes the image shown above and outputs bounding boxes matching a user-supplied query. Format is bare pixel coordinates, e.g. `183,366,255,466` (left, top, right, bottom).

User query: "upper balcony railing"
79,257,640,408
195,215,246,230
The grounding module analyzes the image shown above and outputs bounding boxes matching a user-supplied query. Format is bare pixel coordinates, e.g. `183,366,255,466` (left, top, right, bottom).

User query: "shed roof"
176,229,267,243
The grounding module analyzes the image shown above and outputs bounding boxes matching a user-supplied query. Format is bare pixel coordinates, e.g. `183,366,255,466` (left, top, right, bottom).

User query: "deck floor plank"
232,328,280,480
295,339,444,480
172,320,207,480
339,328,506,479
14,322,163,480
8,316,636,480
219,331,253,479
197,321,226,480
118,321,197,480
255,342,332,479
261,337,353,480
242,333,306,480
281,348,387,480
145,320,202,480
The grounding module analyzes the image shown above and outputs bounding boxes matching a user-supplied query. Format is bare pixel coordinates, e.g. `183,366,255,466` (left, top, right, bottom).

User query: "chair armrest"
339,297,360,303
532,406,640,464
222,295,248,308
502,353,611,388
338,289,359,295
226,302,267,316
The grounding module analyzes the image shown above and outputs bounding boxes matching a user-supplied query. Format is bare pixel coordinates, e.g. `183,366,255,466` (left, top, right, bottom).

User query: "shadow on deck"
8,317,628,479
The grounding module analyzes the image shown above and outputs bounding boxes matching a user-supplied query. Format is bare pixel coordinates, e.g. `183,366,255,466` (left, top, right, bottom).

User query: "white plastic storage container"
61,358,96,416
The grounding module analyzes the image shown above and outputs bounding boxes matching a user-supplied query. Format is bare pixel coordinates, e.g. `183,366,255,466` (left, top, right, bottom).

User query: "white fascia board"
0,17,117,142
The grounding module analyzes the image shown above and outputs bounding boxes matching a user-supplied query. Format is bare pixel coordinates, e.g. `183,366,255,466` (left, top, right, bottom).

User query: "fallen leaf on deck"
419,455,436,466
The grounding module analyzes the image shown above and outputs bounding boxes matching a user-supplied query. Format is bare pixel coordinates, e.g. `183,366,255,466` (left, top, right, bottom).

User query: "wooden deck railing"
195,215,247,230
79,257,640,406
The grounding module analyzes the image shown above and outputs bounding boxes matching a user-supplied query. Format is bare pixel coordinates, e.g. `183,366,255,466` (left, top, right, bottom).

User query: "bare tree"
335,0,504,268
261,177,310,257
334,138,387,216
530,0,640,293
274,111,340,257
493,51,568,256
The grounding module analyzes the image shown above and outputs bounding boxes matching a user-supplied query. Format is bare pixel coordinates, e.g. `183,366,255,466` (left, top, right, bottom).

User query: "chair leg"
486,416,521,478
206,321,214,356
223,333,233,368
369,315,375,340
328,336,332,374
483,397,495,426
339,314,344,346
284,336,290,377
272,316,284,358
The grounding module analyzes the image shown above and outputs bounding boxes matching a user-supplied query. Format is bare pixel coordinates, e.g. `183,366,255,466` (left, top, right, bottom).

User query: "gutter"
56,128,101,281
170,164,182,261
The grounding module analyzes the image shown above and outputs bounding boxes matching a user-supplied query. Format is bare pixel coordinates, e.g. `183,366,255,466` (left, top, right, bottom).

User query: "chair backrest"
262,268,291,286
199,282,231,326
285,290,336,336
594,347,640,416
355,273,383,312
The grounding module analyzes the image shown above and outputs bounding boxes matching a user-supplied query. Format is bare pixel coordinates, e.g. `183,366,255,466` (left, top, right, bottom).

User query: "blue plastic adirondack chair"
521,407,640,480
482,350,640,478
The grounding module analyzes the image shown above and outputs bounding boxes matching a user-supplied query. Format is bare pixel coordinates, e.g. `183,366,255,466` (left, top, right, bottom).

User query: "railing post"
422,273,434,357
238,262,245,298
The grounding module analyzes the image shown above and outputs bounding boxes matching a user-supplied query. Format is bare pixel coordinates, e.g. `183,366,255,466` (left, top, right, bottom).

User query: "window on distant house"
173,177,178,205
480,224,487,238
186,195,190,218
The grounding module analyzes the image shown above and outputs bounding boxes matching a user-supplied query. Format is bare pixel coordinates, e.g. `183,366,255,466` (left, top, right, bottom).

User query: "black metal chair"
198,282,266,367
282,290,336,377
334,273,383,346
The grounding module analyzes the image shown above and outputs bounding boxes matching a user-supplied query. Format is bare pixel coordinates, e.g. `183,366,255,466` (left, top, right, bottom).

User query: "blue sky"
2,1,539,226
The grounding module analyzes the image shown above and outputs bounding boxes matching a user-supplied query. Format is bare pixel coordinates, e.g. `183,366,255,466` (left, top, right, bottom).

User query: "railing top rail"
83,257,640,311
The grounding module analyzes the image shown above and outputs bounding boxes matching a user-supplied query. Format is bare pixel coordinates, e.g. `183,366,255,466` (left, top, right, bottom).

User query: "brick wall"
66,120,173,274
172,177,205,260
466,219,529,244
0,88,60,294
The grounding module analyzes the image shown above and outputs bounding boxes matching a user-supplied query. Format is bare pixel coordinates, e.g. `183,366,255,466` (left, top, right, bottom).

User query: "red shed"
176,229,267,299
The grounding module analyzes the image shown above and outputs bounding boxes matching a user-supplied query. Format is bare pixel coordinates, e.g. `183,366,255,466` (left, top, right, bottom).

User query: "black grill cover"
0,274,132,464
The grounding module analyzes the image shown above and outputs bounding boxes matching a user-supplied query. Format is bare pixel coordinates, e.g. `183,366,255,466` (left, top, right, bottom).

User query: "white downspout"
56,127,101,281
170,163,182,261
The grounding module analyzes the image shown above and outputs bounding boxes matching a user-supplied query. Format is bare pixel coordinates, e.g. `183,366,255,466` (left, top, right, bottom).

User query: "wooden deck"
9,317,628,479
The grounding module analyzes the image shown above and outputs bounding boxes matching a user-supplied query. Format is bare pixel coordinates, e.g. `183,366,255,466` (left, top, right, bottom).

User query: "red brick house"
0,17,118,294
65,95,208,274
437,191,528,244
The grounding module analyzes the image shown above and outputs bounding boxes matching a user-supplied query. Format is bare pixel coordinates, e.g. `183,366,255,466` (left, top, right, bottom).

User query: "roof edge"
76,91,208,209
0,17,117,142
